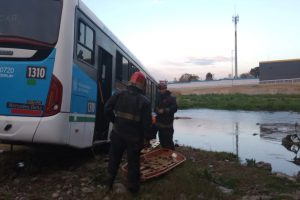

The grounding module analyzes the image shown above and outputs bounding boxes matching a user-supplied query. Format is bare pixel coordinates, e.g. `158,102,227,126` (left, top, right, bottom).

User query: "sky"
82,0,300,81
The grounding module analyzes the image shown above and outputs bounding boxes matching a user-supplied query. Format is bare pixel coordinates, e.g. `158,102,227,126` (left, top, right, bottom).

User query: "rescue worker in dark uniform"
155,81,177,150
104,71,152,193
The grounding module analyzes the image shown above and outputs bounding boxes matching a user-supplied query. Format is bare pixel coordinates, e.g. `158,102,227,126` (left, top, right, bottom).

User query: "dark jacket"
104,86,152,143
155,90,177,126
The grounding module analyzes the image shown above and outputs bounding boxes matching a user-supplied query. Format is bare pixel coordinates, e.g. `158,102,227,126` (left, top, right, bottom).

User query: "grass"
176,94,300,111
108,146,300,199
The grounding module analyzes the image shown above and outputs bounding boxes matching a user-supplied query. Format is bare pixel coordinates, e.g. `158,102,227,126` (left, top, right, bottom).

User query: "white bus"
0,0,158,148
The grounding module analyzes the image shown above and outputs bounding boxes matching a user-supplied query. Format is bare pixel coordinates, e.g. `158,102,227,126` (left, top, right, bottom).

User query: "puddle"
173,109,300,176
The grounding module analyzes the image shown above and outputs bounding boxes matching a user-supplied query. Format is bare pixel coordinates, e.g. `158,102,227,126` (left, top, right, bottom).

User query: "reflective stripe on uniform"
115,111,141,122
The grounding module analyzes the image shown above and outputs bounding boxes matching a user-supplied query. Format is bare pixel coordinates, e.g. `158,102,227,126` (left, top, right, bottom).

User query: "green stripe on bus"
27,79,36,85
69,116,95,122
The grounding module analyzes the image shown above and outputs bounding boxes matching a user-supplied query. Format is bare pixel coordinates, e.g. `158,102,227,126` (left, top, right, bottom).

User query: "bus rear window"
77,21,95,65
0,0,63,45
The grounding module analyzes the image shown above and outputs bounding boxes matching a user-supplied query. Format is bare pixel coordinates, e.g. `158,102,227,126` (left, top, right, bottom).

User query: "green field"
176,94,300,112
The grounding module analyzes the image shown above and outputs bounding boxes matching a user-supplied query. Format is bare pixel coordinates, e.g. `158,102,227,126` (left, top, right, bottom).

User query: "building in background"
259,59,300,83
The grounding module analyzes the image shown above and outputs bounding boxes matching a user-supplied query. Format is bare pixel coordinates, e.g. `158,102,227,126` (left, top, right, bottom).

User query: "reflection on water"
174,109,300,176
235,123,239,158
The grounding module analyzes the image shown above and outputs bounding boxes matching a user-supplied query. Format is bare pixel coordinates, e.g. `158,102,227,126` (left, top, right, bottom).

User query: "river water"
173,109,300,176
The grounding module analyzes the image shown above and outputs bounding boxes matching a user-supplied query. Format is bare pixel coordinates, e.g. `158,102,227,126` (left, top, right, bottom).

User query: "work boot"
102,173,114,191
128,186,139,193
127,182,140,193
107,177,114,191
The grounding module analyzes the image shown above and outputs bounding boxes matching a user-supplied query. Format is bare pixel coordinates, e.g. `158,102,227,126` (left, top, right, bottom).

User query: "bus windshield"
0,0,63,45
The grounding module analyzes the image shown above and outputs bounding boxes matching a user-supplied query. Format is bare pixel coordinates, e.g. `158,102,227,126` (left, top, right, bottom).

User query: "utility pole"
232,15,239,79
231,50,234,86
231,50,234,78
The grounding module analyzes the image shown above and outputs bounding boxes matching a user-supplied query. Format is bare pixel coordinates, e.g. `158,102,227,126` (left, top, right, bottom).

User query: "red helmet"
129,71,146,90
158,81,167,90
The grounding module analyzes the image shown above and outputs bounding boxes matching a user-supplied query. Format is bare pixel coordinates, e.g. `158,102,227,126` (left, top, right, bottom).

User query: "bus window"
0,0,62,45
85,27,94,50
129,64,138,78
122,57,129,82
77,21,95,65
116,51,122,81
152,82,156,108
78,22,85,44
146,78,151,99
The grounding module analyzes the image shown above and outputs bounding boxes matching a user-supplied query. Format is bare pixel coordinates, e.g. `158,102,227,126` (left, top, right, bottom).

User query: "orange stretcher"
121,148,186,181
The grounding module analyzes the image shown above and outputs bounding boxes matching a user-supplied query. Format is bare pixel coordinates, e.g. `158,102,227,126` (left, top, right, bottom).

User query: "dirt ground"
1,144,300,200
170,83,300,95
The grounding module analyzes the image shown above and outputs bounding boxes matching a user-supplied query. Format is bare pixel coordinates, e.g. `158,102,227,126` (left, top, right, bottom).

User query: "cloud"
162,61,185,66
185,56,231,66
162,56,231,67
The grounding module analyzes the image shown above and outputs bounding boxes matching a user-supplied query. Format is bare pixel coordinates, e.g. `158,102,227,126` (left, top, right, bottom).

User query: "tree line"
175,67,259,82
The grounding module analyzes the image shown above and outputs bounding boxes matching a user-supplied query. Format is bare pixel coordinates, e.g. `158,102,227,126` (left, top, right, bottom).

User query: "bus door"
94,47,112,141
